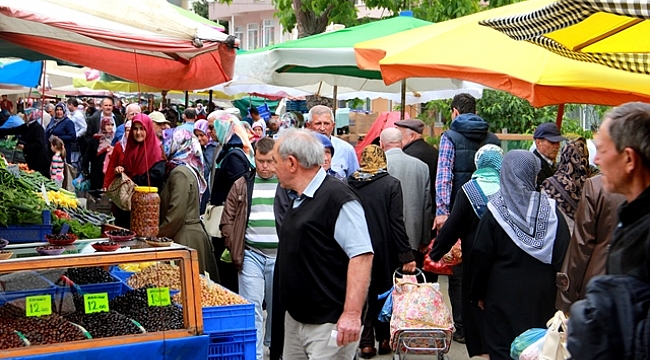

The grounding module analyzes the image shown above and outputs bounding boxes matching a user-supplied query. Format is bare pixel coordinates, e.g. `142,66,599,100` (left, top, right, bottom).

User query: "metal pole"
400,80,406,119
209,90,213,112
184,91,189,109
332,85,337,118
556,103,565,128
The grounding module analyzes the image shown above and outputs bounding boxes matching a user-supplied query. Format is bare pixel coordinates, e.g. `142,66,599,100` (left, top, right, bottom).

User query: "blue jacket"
46,117,77,162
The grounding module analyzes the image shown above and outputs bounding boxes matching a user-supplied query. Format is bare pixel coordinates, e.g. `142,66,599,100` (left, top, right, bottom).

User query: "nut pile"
126,263,181,290
0,304,86,345
110,288,183,332
0,271,51,291
65,311,143,338
66,267,115,285
172,277,248,307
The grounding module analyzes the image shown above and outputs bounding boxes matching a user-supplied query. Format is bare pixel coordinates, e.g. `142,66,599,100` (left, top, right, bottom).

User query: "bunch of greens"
0,169,45,227
52,217,101,239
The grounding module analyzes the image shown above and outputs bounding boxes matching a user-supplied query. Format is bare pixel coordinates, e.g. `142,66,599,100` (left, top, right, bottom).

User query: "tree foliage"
192,0,210,19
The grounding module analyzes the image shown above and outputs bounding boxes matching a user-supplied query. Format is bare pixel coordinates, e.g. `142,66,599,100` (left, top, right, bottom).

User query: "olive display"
37,269,67,283
0,329,27,350
126,263,181,290
45,234,74,241
0,271,52,291
65,310,143,338
0,304,86,346
94,241,119,246
66,267,115,285
35,246,64,250
143,236,172,243
110,288,184,332
106,229,133,236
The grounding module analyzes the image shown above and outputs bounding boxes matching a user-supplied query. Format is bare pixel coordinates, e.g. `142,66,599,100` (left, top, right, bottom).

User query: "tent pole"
208,90,213,112
184,91,189,108
40,61,46,127
400,80,406,119
556,103,565,128
332,85,338,120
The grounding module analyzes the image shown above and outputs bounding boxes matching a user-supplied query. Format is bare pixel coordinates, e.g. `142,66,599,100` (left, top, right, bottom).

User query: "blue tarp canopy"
0,58,42,87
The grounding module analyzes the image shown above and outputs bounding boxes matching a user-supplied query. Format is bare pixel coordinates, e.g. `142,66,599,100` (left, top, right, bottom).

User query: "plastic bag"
72,174,90,192
423,239,462,275
520,335,546,360
377,287,393,323
511,328,547,359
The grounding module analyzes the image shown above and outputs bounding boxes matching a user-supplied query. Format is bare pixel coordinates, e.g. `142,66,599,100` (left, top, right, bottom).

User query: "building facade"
208,0,389,50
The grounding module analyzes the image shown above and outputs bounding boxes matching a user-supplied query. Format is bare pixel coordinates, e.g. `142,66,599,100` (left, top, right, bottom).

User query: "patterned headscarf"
28,109,42,124
96,117,115,155
541,139,590,219
352,145,388,181
162,128,207,196
211,113,255,168
488,150,559,264
462,144,504,217
194,119,209,135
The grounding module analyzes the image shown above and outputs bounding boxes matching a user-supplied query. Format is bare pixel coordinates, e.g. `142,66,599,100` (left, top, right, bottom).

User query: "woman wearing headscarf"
82,117,115,198
209,112,255,292
347,144,416,358
103,120,131,189
429,144,503,358
112,114,165,228
159,128,219,277
541,139,591,233
468,150,570,360
45,102,76,163
194,119,216,212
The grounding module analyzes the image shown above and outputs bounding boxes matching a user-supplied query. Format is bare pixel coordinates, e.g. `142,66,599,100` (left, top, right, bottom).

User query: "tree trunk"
292,0,333,38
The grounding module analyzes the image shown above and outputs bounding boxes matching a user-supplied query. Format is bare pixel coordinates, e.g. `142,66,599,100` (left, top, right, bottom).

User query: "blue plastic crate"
203,303,255,334
207,329,256,360
56,272,123,300
110,267,180,298
0,210,51,243
0,272,57,306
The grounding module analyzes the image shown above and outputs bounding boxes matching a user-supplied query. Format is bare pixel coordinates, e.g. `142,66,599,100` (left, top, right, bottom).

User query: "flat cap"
395,119,425,134
533,122,566,142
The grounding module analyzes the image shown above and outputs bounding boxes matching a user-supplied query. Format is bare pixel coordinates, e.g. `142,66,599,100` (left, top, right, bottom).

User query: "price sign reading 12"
26,295,52,317
84,293,109,314
147,287,171,307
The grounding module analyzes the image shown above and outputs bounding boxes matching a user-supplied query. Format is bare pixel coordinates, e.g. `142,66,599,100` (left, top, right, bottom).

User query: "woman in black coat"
348,144,416,358
429,144,503,358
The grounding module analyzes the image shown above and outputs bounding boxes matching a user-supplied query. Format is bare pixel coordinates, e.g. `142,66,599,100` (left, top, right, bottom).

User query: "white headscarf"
487,150,558,264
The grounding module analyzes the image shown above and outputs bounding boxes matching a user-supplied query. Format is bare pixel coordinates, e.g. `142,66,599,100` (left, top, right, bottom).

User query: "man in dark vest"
532,122,566,189
434,93,500,344
273,128,374,359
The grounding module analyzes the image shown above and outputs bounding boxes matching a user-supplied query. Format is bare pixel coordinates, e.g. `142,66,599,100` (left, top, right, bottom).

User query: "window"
354,0,365,5
234,26,244,48
262,19,275,47
247,23,259,50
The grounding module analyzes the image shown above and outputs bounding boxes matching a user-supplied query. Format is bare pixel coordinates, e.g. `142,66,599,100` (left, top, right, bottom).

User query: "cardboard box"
349,112,377,135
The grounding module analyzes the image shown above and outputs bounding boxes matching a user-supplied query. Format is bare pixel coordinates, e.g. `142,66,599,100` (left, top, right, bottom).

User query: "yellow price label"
25,295,52,317
84,293,109,314
147,287,171,307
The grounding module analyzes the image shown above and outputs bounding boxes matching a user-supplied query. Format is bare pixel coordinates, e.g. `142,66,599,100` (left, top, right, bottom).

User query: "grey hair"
380,127,403,146
605,102,650,168
307,105,334,124
277,128,325,168
45,104,55,111
125,103,140,113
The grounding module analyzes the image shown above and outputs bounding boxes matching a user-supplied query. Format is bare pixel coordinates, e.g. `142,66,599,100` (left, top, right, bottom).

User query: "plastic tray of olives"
104,229,136,242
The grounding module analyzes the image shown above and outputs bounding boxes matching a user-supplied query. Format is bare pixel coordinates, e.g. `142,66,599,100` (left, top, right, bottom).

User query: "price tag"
25,295,52,317
84,293,109,314
147,287,171,307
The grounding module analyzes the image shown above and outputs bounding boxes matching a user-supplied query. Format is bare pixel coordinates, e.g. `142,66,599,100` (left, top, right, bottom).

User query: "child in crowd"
49,135,66,188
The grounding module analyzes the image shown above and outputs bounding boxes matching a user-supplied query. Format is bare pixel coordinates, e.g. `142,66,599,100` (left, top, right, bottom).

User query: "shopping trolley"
389,269,454,360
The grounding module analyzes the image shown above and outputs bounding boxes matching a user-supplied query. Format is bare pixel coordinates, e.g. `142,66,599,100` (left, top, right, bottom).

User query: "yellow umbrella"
354,0,650,107
479,0,650,75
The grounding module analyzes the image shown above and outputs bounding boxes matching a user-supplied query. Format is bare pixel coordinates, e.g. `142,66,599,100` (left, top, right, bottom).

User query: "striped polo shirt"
245,175,279,257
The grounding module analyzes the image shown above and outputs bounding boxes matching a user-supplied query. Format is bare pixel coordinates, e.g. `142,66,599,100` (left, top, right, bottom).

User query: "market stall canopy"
0,0,237,90
479,0,650,75
0,58,41,87
354,0,650,107
236,15,482,94
336,88,483,105
44,85,113,97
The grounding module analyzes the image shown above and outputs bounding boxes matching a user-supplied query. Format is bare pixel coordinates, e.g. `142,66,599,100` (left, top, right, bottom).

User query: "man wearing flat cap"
532,122,567,189
396,119,439,223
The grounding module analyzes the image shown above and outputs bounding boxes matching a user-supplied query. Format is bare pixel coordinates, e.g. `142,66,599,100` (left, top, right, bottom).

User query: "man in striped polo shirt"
239,137,280,360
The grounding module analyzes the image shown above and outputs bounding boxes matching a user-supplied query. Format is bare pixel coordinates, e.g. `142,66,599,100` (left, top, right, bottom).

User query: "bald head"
125,103,141,121
380,128,403,151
